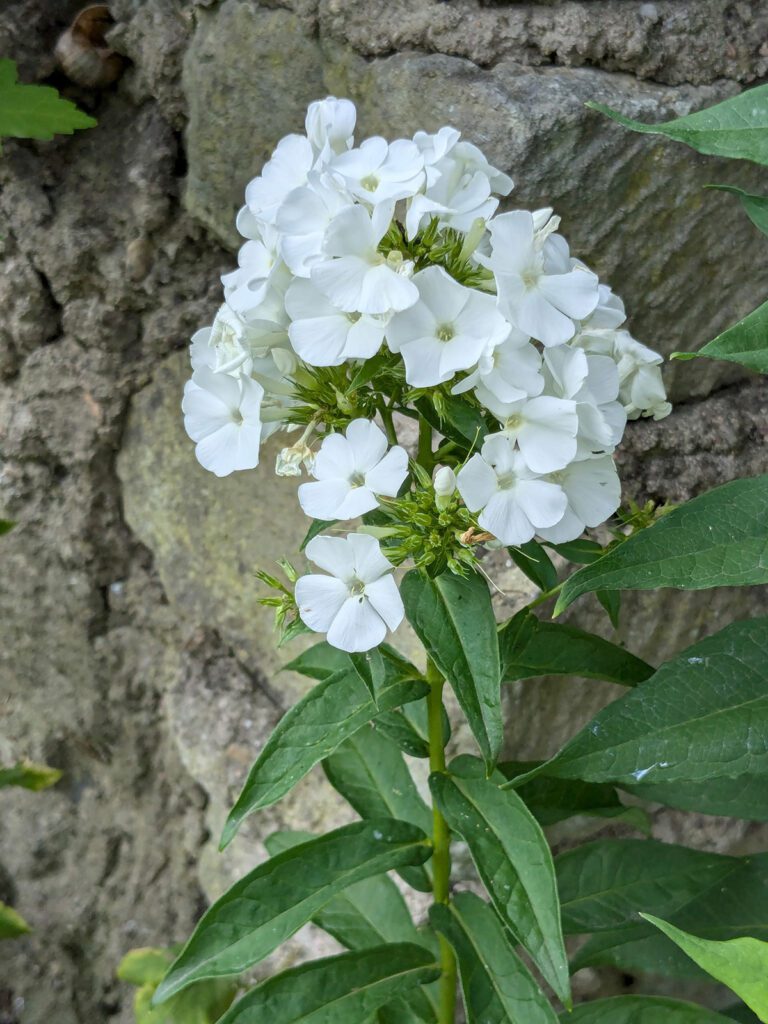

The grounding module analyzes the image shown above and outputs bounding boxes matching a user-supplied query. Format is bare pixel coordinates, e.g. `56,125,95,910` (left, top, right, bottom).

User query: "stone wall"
1,2,767,1021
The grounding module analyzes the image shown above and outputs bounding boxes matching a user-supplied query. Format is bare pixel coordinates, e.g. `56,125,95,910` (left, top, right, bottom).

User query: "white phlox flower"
406,135,513,238
285,279,388,366
298,419,408,521
221,226,284,316
474,390,579,474
330,136,425,206
207,300,292,376
190,326,215,371
480,210,599,346
452,325,543,404
311,203,419,315
182,366,265,477
456,433,567,547
305,96,356,160
614,332,672,421
295,533,404,652
537,456,622,543
386,266,510,387
237,134,314,233
275,174,350,278
543,346,626,457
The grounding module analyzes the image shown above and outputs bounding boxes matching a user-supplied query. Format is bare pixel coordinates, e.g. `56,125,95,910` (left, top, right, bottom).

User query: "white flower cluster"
181,97,671,652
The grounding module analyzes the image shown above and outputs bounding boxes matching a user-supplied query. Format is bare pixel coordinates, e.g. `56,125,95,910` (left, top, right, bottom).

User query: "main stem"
426,656,457,1022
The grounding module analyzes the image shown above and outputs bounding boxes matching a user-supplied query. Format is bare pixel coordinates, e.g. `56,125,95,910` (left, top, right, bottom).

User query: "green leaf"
0,902,31,939
587,85,768,166
508,541,558,592
430,892,558,1024
628,772,768,821
429,772,570,1005
707,185,768,236
300,519,337,552
546,539,604,565
284,641,420,684
724,1004,763,1023
0,519,15,536
118,947,174,986
0,59,96,143
510,618,768,798
498,763,650,830
414,394,489,448
557,840,768,977
350,648,387,702
0,759,62,790
221,666,428,848
375,702,437,759
134,977,237,1024
596,588,621,629
673,300,768,374
265,831,437,1022
499,609,653,687
215,944,440,1024
642,915,768,1022
555,477,768,615
323,725,433,891
154,819,431,1003
563,996,734,1023
402,569,502,768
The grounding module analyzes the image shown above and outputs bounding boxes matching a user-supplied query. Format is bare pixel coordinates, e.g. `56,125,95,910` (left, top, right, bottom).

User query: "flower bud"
434,466,457,509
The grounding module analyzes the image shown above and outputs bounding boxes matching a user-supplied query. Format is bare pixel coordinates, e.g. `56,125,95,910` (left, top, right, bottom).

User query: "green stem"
426,657,457,1022
418,417,434,473
380,401,397,445
526,578,565,611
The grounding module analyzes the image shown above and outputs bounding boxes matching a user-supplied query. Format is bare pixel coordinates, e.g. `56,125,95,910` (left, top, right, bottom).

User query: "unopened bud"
434,466,456,509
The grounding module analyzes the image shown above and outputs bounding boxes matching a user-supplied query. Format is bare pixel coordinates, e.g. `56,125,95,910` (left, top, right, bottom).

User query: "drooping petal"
358,264,419,315
364,575,404,631
456,453,497,512
364,445,408,496
516,289,576,347
295,574,350,633
333,485,380,521
513,477,568,529
479,490,534,547
348,532,396,584
346,419,388,473
288,314,348,366
326,595,387,652
516,396,578,474
304,535,356,583
400,337,453,387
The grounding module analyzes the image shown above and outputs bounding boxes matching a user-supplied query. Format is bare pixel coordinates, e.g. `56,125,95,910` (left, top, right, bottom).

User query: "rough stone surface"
1,1,768,1020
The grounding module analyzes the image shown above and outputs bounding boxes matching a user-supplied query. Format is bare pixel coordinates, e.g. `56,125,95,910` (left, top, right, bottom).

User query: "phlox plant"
148,91,768,1024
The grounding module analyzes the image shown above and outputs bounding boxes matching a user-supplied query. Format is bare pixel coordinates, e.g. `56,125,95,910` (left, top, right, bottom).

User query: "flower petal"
364,575,404,631
326,595,387,652
304,535,356,582
364,446,408,496
347,533,394,583
456,453,498,512
479,490,535,547
298,478,354,520
346,419,388,472
295,574,349,633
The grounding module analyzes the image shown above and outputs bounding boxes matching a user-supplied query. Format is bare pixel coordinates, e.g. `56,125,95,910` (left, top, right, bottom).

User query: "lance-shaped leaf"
674,299,768,374
587,85,768,166
324,725,433,891
0,759,62,790
555,476,768,614
154,819,431,1003
512,618,768,796
284,641,420,685
430,892,558,1024
508,541,558,592
221,667,428,848
563,996,733,1023
216,944,440,1024
557,840,768,977
267,831,437,1023
627,772,768,821
0,59,96,145
0,902,31,940
430,772,570,1005
499,764,649,831
402,569,502,768
642,916,768,1023
499,609,653,687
